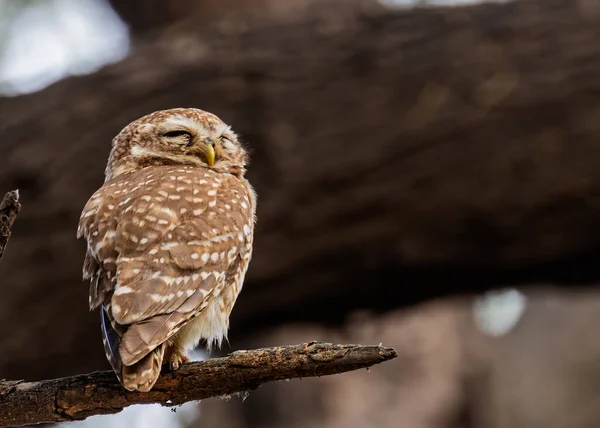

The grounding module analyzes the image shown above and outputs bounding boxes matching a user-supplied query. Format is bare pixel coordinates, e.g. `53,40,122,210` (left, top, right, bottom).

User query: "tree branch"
0,342,396,427
0,190,20,262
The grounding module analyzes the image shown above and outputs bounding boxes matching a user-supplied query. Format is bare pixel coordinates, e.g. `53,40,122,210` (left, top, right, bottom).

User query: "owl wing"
78,166,255,367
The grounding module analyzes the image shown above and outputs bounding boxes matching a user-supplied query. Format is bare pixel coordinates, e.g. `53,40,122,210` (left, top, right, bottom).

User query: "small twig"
0,342,396,427
0,190,20,262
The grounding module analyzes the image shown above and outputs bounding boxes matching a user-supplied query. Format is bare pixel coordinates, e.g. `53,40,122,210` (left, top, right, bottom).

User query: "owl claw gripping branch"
77,108,257,392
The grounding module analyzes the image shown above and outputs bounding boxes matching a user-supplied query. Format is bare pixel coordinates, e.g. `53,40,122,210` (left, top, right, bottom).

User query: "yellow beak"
205,144,215,168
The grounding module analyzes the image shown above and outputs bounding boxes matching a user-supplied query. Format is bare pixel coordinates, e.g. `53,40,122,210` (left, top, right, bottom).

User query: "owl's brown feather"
122,343,166,392
78,108,256,392
119,273,219,366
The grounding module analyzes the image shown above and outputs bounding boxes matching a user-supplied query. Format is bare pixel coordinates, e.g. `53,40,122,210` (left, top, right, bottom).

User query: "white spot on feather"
114,286,134,295
161,207,178,217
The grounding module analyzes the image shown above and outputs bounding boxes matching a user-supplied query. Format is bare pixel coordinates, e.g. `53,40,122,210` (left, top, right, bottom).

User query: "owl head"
105,108,248,180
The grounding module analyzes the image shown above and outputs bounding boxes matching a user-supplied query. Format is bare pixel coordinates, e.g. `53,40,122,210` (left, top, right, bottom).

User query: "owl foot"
169,349,190,372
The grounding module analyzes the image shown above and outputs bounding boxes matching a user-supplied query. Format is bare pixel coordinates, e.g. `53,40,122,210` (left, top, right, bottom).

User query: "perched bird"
77,108,256,392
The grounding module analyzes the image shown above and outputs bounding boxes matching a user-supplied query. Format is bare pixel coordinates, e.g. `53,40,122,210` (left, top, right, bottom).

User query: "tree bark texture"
0,0,600,380
0,342,396,427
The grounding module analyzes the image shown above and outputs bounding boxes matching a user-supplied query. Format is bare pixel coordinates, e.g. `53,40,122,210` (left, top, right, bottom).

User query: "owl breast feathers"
77,108,256,392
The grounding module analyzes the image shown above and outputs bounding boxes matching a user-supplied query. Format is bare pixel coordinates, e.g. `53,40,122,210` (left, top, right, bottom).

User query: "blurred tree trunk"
107,0,173,34
1,0,600,381
107,0,323,35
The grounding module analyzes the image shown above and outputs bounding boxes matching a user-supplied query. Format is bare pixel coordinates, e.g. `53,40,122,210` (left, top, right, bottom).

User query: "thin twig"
0,190,20,262
0,342,396,427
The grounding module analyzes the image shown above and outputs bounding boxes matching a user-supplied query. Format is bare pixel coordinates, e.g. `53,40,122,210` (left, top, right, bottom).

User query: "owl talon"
169,351,190,372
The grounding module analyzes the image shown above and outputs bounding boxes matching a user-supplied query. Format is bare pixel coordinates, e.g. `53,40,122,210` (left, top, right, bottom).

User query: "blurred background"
2,0,600,427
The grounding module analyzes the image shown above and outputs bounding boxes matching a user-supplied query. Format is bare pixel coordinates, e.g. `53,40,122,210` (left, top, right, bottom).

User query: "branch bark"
0,342,396,427
0,191,20,262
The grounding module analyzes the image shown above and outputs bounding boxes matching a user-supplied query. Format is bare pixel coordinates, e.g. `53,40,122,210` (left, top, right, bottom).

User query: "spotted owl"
77,108,256,392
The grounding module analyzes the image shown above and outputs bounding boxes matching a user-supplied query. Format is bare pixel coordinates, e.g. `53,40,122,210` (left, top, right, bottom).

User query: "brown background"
2,0,600,426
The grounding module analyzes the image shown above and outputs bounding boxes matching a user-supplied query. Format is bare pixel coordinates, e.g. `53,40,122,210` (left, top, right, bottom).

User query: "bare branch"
0,190,20,262
0,342,396,427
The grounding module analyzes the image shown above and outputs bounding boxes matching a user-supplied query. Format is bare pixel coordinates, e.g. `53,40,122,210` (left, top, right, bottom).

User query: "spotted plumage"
77,108,256,392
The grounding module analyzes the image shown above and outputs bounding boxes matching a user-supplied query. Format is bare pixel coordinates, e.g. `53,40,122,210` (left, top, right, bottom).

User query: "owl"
77,108,256,392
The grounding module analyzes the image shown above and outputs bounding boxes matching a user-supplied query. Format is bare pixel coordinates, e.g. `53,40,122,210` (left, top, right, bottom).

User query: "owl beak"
204,143,215,168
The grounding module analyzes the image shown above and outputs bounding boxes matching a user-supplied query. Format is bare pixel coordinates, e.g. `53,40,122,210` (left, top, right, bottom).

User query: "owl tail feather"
121,344,165,392
101,305,165,392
